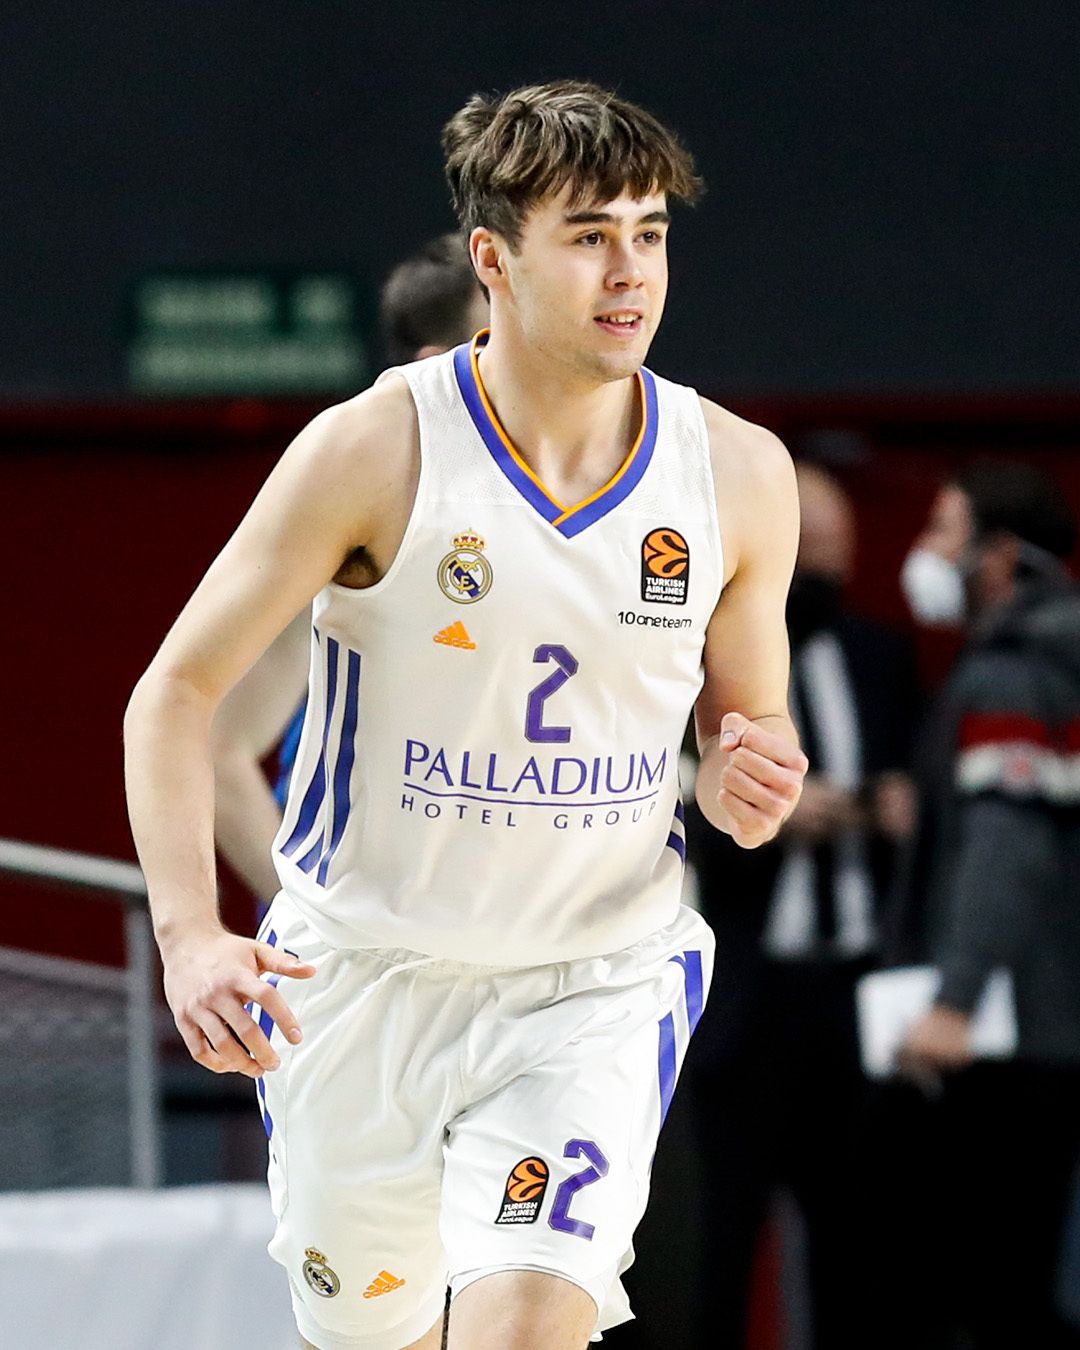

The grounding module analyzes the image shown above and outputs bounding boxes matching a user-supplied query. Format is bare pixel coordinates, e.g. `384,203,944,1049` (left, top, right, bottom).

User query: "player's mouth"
594,310,644,337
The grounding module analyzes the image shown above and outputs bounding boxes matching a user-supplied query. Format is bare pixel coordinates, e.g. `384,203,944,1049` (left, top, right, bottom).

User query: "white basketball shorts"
252,890,713,1349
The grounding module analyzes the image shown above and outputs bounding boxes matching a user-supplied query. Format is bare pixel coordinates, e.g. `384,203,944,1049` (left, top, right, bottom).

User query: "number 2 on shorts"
548,1138,609,1241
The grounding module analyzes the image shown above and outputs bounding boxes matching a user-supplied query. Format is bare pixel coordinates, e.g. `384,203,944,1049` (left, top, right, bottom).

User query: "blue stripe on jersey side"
657,1011,678,1125
656,949,706,1127
672,950,705,1035
556,368,659,538
665,831,687,862
296,833,324,875
280,635,338,859
452,342,563,524
316,648,361,887
674,799,685,823
257,1076,273,1139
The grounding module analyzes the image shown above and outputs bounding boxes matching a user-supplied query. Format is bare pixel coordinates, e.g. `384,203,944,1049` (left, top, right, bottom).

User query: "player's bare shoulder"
296,373,418,521
274,372,420,587
698,396,798,582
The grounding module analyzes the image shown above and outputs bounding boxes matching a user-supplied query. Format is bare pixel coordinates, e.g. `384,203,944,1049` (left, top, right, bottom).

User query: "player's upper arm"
210,609,312,762
139,376,416,708
694,399,799,744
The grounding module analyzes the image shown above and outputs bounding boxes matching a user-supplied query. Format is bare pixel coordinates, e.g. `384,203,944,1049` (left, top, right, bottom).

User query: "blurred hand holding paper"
856,966,1017,1079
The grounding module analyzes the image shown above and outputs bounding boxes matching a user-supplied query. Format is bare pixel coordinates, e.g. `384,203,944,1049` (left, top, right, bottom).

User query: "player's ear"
470,227,507,294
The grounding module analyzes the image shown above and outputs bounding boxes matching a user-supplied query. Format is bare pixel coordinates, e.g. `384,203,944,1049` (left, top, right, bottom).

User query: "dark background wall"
4,0,1079,401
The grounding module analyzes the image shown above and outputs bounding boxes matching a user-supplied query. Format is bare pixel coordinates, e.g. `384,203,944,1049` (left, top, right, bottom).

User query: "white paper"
855,965,1017,1079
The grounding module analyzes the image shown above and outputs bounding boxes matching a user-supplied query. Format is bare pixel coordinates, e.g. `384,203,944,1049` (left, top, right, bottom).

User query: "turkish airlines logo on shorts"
641,528,690,605
494,1156,549,1225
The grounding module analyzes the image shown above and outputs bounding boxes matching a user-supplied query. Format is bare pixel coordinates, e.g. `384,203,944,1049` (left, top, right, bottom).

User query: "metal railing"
0,838,160,1188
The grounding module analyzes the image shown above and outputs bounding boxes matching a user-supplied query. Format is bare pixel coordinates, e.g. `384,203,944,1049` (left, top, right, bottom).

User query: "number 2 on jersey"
525,644,578,744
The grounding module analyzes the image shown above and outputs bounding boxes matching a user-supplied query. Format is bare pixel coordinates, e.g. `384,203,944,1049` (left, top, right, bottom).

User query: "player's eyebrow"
562,209,672,226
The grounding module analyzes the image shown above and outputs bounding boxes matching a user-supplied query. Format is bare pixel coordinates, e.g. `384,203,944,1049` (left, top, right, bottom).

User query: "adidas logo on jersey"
433,621,476,650
363,1269,407,1299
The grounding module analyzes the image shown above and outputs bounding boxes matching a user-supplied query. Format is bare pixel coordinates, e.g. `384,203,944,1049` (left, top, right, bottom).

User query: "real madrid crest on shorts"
302,1247,341,1298
437,528,493,605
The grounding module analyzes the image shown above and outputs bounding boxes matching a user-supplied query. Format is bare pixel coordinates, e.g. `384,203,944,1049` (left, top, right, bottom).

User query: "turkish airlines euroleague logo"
641,528,690,605
494,1156,549,1225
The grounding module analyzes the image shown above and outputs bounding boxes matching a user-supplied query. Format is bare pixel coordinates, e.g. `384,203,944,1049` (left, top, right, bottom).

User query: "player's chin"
588,342,650,382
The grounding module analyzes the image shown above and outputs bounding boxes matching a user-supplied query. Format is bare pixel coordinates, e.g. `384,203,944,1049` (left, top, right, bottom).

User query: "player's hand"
713,712,808,849
161,928,316,1078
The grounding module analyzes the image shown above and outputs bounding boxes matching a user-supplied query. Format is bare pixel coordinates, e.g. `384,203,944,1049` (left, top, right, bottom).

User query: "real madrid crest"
302,1247,341,1298
437,528,493,605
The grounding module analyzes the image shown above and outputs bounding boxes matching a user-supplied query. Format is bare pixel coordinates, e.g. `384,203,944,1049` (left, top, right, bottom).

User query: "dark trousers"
867,1061,1080,1350
687,956,878,1350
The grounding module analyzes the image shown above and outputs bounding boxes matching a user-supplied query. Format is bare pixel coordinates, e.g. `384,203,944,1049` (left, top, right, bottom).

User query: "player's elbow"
124,665,214,745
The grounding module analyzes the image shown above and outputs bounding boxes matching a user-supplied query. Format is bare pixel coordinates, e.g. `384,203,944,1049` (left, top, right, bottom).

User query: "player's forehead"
527,182,670,231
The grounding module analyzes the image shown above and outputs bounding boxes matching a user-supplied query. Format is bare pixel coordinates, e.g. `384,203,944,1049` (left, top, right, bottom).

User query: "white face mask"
900,547,966,627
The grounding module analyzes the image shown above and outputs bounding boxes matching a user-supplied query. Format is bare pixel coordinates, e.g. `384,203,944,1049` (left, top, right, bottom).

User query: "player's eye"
638,231,663,245
576,231,604,246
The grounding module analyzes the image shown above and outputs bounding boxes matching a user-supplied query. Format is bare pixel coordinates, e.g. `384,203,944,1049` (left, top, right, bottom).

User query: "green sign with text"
126,270,371,396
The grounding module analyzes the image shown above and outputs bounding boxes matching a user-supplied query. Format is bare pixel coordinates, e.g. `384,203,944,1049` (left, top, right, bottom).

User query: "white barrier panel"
1,1184,295,1350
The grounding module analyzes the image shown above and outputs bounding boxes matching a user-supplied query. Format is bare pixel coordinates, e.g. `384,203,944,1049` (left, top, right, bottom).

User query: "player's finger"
719,764,789,815
729,745,804,798
738,721,809,773
240,976,305,1046
255,943,317,980
718,711,752,750
193,1008,264,1078
212,996,281,1071
176,1018,229,1074
717,785,766,831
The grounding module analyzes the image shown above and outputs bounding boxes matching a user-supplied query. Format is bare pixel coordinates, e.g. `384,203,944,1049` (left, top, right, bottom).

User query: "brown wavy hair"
443,80,703,247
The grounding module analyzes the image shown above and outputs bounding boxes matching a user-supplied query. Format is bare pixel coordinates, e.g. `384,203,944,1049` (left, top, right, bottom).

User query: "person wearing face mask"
885,460,1080,1349
681,462,919,1350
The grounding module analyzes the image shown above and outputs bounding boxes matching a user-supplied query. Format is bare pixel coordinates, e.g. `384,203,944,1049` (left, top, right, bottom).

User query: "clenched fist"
700,711,808,849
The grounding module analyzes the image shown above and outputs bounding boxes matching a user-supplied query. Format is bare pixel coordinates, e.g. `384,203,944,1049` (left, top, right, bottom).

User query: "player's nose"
605,243,645,290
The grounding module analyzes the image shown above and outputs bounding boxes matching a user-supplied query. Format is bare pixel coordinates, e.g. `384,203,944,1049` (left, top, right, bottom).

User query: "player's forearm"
124,671,223,953
213,750,284,899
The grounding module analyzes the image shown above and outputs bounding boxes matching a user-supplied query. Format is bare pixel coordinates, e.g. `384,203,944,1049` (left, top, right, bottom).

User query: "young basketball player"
125,81,807,1350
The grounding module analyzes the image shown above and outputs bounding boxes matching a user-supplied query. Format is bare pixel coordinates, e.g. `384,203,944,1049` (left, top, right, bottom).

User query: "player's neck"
476,328,640,486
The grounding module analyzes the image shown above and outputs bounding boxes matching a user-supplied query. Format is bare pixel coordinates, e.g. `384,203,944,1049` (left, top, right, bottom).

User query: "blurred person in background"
211,234,486,902
684,461,919,1349
887,461,1080,1349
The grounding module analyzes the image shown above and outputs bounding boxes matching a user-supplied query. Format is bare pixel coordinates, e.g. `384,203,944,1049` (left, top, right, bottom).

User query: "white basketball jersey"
272,334,724,964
